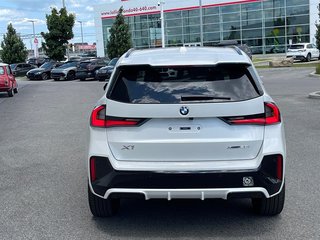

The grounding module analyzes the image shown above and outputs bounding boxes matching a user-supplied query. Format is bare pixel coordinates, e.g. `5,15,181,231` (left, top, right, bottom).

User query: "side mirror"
103,82,108,91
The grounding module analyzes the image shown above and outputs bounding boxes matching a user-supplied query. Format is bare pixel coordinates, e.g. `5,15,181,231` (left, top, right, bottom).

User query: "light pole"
159,1,165,48
62,0,65,8
78,21,84,53
28,20,38,57
199,0,203,46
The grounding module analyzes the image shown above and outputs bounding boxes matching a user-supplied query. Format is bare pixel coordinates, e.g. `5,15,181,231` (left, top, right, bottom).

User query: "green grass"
316,64,320,74
256,62,320,69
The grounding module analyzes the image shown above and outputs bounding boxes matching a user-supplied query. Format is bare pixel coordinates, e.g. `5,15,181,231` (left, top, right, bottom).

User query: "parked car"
26,61,60,80
51,61,79,81
0,63,18,97
10,63,36,77
27,57,50,67
76,58,106,81
217,40,252,59
94,58,119,81
88,47,286,217
265,45,286,54
68,56,82,62
286,43,320,62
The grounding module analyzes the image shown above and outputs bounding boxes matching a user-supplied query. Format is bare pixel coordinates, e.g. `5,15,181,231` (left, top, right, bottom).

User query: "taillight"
223,102,281,125
90,105,106,128
264,102,281,125
105,118,141,127
90,105,146,128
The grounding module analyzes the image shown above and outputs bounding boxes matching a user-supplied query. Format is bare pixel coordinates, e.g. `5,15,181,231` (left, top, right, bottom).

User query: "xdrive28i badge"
180,106,189,115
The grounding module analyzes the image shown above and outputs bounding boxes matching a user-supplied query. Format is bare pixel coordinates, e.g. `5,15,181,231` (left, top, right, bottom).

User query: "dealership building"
94,0,319,56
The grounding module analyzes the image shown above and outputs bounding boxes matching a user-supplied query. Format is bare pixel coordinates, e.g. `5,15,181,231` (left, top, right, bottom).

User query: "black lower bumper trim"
90,155,283,198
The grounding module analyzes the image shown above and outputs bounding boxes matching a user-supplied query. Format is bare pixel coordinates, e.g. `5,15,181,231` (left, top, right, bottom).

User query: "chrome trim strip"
103,187,270,200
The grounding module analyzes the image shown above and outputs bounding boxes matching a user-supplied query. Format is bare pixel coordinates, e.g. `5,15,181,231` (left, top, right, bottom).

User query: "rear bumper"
51,72,66,80
76,71,95,80
286,53,307,60
27,74,43,80
0,87,10,92
95,73,111,81
89,155,283,200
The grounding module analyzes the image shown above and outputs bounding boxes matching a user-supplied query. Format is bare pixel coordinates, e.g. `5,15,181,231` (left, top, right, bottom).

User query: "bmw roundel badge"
180,106,189,115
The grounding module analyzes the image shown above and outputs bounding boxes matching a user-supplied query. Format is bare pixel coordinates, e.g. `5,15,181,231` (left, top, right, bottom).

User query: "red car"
0,63,18,97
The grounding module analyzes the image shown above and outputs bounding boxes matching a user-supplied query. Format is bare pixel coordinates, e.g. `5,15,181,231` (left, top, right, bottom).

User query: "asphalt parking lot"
1,68,320,239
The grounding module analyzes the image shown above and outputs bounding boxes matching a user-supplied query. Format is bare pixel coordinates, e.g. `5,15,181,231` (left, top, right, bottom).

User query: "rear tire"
67,71,75,80
252,183,285,216
88,185,120,217
41,73,48,80
8,88,14,97
306,53,311,62
14,87,18,94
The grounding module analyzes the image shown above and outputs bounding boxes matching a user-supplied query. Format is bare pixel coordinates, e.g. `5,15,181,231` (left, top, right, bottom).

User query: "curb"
309,71,320,78
308,91,320,99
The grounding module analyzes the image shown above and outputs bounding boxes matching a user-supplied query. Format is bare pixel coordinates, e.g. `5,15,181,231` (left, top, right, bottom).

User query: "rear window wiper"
181,95,231,101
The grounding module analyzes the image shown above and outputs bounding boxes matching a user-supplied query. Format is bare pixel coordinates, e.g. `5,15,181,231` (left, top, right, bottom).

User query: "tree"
0,23,28,64
316,3,320,50
41,7,75,61
107,7,132,59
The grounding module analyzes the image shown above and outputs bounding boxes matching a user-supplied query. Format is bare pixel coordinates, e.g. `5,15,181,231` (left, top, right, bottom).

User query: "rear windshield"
58,61,78,69
108,58,118,66
40,62,54,69
79,62,90,68
108,64,261,104
0,67,4,75
289,45,304,49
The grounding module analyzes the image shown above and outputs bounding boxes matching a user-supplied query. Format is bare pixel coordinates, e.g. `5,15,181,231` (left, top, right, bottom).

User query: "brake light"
90,105,145,128
224,102,281,125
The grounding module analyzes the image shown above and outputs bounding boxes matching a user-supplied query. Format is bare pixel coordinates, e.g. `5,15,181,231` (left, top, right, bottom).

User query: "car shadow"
0,92,10,98
90,198,282,238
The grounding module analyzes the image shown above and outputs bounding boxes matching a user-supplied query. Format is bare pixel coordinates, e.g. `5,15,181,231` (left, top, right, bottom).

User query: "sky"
0,0,111,49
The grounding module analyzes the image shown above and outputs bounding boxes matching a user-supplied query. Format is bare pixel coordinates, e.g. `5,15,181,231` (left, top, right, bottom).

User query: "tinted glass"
0,67,4,75
58,62,78,68
10,64,17,69
108,58,118,66
109,65,260,104
40,62,54,69
289,44,304,49
79,62,91,68
6,66,12,75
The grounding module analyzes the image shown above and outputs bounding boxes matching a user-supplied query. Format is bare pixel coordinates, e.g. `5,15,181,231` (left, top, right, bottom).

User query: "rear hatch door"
106,64,264,162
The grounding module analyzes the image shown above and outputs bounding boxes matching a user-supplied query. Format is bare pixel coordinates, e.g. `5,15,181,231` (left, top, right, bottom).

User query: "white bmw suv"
286,43,320,62
88,47,286,217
